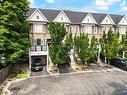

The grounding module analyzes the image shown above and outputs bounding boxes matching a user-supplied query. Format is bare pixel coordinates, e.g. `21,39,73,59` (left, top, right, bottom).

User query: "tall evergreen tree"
0,0,30,65
100,31,107,63
100,28,120,65
74,34,91,65
121,30,127,58
48,23,73,65
90,36,97,61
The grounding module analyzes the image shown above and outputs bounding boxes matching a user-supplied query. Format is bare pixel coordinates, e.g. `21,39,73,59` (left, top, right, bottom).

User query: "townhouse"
27,8,127,69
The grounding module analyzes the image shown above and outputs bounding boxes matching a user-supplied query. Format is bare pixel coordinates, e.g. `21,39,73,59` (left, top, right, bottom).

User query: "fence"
0,65,12,85
0,63,29,85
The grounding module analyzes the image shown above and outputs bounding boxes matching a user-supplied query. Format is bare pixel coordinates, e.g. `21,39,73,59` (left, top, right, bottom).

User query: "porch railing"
30,45,47,52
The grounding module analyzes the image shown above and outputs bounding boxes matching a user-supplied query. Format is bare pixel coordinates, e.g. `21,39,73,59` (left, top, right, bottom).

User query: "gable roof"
91,13,107,24
27,8,36,18
39,9,60,22
100,14,115,25
81,13,97,24
53,11,71,23
27,8,126,25
110,14,124,24
64,11,88,24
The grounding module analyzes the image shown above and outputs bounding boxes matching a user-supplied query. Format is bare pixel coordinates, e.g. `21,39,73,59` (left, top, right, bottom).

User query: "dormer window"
106,19,108,23
36,16,39,19
61,17,63,21
87,18,90,22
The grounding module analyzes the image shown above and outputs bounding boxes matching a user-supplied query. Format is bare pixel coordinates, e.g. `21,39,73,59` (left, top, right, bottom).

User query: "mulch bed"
58,63,75,74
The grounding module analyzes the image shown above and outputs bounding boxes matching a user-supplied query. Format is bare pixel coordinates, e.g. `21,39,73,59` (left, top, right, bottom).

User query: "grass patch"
9,69,28,79
75,65,90,71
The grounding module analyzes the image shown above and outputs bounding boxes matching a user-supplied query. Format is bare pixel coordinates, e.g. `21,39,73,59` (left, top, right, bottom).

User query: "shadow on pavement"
107,80,127,95
30,66,49,77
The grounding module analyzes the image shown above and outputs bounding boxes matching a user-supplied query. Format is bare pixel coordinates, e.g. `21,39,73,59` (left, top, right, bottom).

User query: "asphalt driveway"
9,70,127,95
30,67,49,77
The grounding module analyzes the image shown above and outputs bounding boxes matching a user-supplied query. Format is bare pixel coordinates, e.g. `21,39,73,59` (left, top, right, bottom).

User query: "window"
85,26,92,34
81,27,84,33
87,18,90,22
30,24,33,32
76,27,78,33
36,39,41,46
61,17,63,21
41,39,46,45
92,26,95,34
69,26,72,32
106,19,108,23
35,24,43,33
36,16,39,19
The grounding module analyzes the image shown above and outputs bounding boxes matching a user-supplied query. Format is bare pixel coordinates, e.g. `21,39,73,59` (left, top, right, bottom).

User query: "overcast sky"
29,0,127,15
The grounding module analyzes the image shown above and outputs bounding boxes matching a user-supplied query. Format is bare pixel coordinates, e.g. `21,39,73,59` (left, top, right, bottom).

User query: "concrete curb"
1,78,27,95
28,67,125,79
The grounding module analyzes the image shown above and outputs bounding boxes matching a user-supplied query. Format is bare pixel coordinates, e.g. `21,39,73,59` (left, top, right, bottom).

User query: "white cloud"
120,0,127,12
46,0,55,3
121,6,127,11
98,6,109,10
96,0,121,10
120,0,126,6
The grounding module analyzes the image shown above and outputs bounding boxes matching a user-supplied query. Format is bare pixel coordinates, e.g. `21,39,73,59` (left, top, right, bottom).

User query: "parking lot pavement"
8,70,127,95
30,66,49,77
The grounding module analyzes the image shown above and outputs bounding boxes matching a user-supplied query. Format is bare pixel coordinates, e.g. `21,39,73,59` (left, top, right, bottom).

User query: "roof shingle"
27,8,126,25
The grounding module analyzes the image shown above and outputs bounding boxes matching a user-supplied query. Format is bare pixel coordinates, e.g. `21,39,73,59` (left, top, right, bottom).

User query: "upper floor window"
106,19,108,23
86,26,91,34
61,17,63,21
36,39,41,46
76,27,78,33
87,18,90,22
94,27,98,34
69,26,72,32
35,24,43,33
30,24,33,32
36,16,39,19
81,27,84,33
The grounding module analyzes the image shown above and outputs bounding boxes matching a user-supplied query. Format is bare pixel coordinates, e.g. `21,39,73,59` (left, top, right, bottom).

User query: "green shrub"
9,73,17,78
20,69,27,74
9,69,28,79
16,74,28,79
0,86,4,95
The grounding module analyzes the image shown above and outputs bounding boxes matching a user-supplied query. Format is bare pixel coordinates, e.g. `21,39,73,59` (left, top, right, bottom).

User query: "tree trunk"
108,59,110,66
85,61,87,66
105,56,107,63
123,51,125,58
